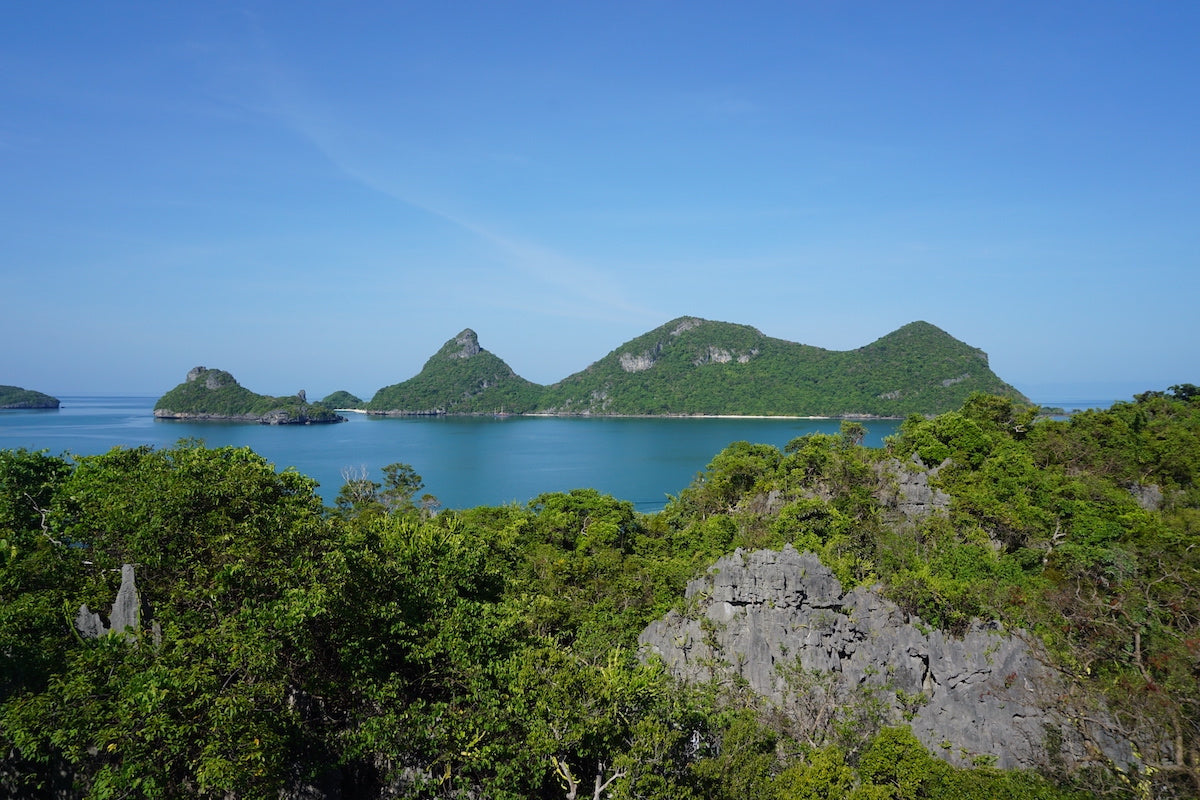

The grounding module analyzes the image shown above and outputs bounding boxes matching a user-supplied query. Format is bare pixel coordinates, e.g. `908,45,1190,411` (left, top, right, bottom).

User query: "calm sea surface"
1,397,907,511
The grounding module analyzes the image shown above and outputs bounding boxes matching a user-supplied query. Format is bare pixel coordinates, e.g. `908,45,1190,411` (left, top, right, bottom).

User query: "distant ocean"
1030,398,1122,411
0,396,903,511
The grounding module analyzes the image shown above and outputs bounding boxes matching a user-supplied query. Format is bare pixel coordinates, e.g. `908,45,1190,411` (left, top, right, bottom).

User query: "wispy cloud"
239,41,661,326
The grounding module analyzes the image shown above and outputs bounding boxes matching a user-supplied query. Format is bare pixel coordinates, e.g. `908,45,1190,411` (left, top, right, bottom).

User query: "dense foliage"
155,369,343,423
0,386,60,409
655,388,1200,796
369,318,1028,417
2,387,1197,798
538,318,1027,417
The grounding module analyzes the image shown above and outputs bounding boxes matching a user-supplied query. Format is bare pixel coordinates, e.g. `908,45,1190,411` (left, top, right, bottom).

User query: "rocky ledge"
152,408,342,425
639,546,1134,773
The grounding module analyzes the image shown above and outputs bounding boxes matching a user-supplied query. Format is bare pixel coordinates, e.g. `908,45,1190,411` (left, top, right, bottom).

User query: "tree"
335,462,431,518
2,442,336,798
381,462,424,511
840,421,867,448
514,647,704,800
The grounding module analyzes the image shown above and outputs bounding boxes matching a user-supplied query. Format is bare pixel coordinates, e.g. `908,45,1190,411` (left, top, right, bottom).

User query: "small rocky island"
0,385,60,409
154,367,345,425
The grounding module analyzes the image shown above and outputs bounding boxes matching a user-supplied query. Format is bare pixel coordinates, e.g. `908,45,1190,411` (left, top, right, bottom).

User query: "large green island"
154,367,345,424
0,385,60,409
367,317,1028,417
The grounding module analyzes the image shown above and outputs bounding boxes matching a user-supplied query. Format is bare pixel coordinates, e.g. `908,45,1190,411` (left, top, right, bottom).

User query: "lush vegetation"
369,318,1028,417
155,368,344,424
321,390,364,409
0,386,59,409
367,330,543,415
2,386,1197,798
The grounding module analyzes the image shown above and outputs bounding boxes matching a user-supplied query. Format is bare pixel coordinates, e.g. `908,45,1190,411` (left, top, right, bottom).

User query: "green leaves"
4,388,1198,797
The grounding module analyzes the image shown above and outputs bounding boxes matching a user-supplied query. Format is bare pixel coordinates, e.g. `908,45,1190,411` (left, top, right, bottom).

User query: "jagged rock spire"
447,329,481,359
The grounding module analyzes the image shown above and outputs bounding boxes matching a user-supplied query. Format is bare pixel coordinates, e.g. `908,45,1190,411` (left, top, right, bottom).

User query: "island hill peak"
154,367,345,424
364,317,1029,418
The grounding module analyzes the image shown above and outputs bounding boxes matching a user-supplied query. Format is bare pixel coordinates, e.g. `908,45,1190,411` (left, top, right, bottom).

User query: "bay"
0,397,901,511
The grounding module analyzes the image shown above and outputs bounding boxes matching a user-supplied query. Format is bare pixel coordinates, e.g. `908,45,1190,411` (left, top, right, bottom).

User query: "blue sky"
3,1,1197,405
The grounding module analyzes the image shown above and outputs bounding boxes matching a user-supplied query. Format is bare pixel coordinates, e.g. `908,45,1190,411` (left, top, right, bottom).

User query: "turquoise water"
0,397,902,511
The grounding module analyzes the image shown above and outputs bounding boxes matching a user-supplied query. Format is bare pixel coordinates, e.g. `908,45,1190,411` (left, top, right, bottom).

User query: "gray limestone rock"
109,563,140,634
450,329,482,359
74,605,107,639
639,546,1133,772
875,453,952,518
75,563,140,639
1128,483,1164,511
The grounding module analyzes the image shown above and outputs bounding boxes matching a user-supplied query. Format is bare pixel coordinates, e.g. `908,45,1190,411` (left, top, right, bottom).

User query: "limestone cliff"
639,546,1133,773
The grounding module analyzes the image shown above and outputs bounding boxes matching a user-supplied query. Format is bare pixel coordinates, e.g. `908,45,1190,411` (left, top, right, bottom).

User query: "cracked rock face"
619,352,656,372
449,330,482,359
639,547,1130,771
875,454,952,519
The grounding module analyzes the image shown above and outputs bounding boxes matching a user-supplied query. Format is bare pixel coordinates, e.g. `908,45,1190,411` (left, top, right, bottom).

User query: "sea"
0,397,916,512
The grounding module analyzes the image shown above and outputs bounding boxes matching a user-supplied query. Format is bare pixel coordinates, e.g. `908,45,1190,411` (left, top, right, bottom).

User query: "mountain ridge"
365,318,1028,417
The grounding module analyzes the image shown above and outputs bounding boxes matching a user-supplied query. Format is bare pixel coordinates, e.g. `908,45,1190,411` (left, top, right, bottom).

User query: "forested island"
367,318,1028,417
154,367,345,424
153,320,1026,421
321,390,364,409
0,385,59,409
3,386,1197,798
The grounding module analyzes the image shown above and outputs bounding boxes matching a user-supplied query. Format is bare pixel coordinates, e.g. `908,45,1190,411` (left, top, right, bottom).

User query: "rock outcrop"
875,453,952,519
449,329,483,359
639,547,1133,772
76,564,140,639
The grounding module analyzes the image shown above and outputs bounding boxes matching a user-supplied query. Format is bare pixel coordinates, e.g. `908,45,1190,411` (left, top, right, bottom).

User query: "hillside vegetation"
321,390,364,409
368,318,1027,417
367,329,544,414
154,367,344,424
2,386,1197,798
0,386,59,409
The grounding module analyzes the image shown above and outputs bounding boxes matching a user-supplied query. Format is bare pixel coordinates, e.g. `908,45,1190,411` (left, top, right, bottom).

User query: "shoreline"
352,409,905,421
